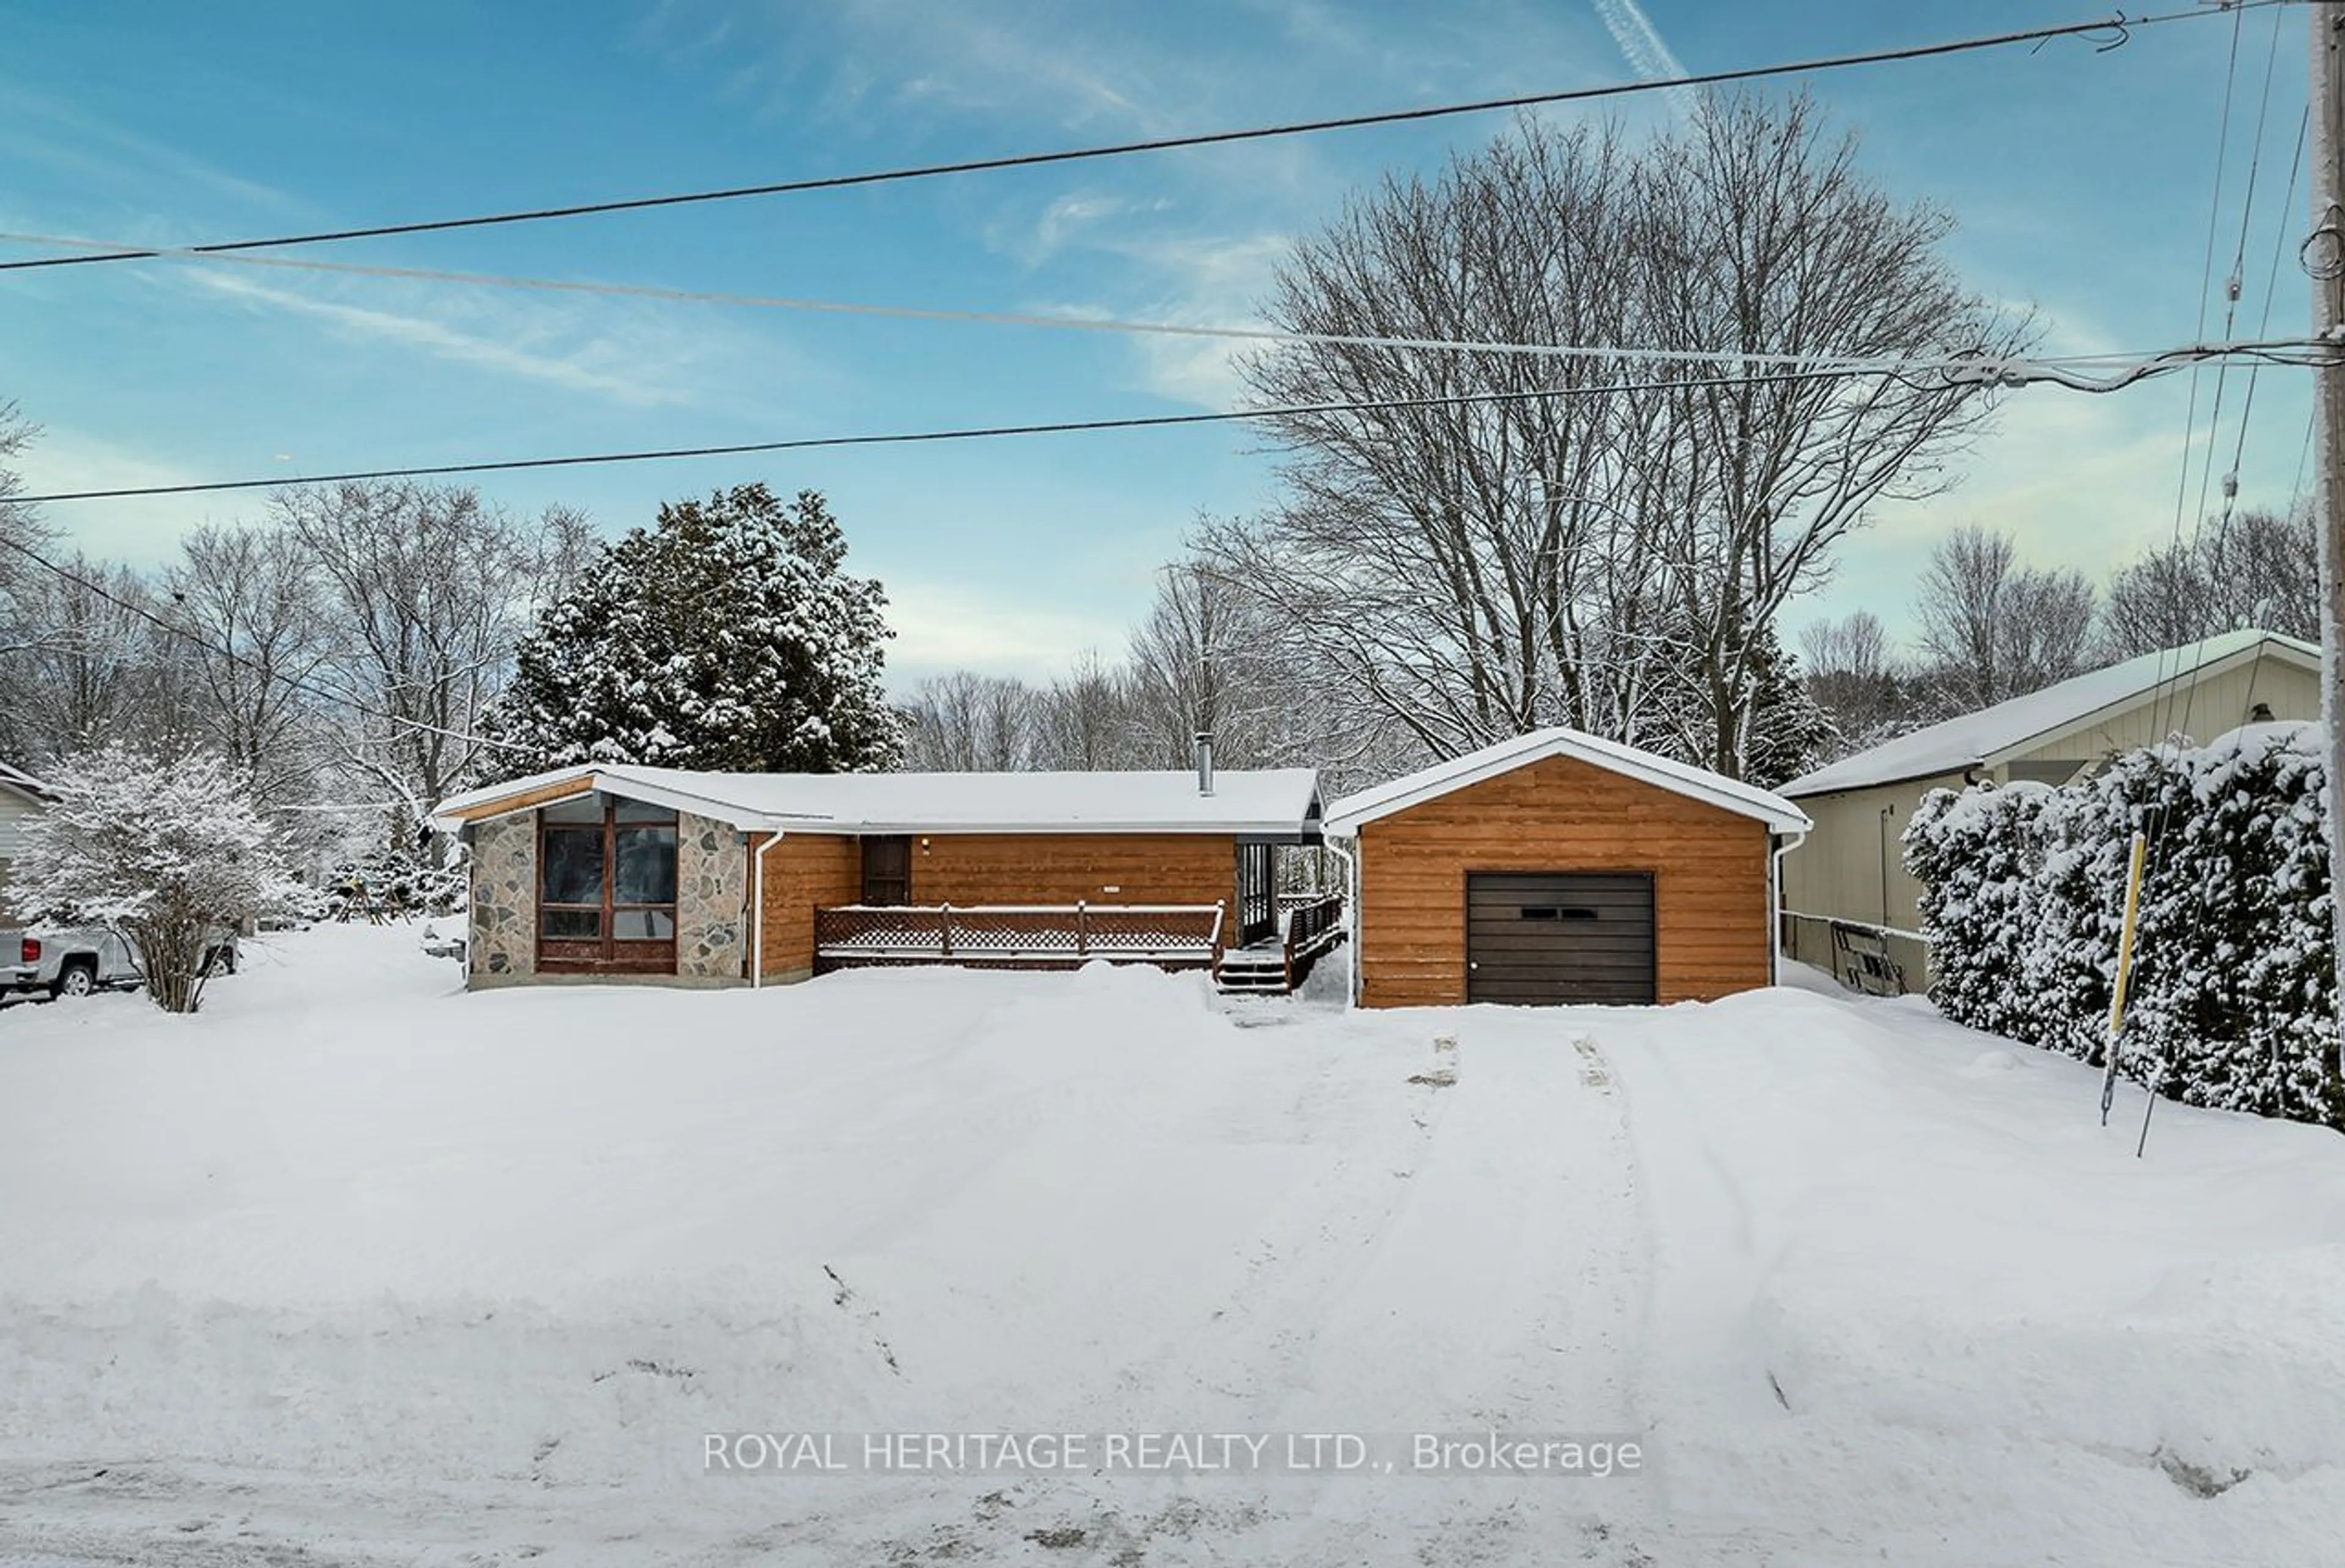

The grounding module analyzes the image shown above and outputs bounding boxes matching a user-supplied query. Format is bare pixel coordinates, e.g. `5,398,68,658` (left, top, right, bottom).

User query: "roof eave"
1325,730,1809,835
1976,635,2318,771
801,817,1318,837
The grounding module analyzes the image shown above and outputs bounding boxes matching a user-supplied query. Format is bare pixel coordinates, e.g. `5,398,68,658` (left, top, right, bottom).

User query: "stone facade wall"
677,810,747,981
468,813,537,983
467,804,746,987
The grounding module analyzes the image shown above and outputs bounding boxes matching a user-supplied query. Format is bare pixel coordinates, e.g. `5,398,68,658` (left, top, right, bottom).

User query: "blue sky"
0,1,2316,684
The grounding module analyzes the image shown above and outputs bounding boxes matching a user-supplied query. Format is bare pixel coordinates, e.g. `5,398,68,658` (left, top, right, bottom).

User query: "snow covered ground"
2,926,2343,1565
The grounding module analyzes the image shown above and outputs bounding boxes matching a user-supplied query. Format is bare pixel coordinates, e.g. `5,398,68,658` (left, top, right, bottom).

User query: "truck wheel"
51,961,96,1000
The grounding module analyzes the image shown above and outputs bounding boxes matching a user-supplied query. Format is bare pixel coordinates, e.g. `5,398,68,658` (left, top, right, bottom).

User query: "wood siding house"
1777,630,2319,989
1325,729,1810,1008
432,762,1324,989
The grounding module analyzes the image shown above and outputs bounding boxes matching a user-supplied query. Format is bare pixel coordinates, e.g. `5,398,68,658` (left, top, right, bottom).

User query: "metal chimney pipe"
1194,731,1215,796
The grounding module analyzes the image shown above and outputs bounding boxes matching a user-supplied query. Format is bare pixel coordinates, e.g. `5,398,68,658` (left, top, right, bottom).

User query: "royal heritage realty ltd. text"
703,1432,1646,1479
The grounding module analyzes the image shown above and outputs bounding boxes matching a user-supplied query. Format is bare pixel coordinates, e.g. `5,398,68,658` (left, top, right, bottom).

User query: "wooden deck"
809,892,1346,995
1212,891,1345,995
813,901,1226,972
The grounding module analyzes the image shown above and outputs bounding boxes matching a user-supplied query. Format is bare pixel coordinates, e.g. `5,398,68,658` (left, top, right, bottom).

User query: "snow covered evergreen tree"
16,746,302,1013
490,485,901,775
1738,628,1836,789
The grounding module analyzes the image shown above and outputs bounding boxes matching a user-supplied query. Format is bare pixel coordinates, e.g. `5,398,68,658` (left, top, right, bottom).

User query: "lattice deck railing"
815,902,1226,967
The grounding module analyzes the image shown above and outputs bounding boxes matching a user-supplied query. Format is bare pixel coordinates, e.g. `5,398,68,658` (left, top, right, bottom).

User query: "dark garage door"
1466,872,1656,1005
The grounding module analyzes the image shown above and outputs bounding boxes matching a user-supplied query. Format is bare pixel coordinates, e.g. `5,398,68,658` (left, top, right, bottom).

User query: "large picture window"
537,796,680,973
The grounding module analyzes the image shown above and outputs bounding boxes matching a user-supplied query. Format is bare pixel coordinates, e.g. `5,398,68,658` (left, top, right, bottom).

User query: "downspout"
1325,835,1359,1009
751,829,786,990
1770,827,1808,982
1878,804,1896,929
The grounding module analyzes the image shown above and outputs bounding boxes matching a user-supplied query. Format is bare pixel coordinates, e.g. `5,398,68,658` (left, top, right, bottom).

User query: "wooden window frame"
536,801,680,976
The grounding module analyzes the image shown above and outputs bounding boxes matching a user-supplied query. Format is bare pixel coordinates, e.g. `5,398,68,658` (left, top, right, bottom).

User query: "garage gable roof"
1323,727,1811,837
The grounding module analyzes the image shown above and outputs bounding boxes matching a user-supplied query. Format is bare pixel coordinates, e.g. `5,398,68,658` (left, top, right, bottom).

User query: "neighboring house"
431,753,1325,990
0,761,59,917
1777,628,2321,987
1324,728,1811,1008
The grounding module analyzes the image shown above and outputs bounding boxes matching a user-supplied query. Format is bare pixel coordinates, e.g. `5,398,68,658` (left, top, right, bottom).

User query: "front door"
861,835,912,906
536,796,680,975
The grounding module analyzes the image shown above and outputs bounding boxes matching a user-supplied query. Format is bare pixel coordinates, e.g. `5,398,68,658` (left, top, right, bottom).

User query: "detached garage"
1325,728,1812,1008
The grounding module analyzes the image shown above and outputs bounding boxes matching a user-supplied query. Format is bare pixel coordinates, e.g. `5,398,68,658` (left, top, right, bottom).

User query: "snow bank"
1602,985,2345,1566
5,925,2345,1564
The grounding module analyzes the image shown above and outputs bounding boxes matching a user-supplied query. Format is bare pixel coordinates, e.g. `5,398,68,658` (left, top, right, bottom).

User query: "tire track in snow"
1106,1033,1466,1420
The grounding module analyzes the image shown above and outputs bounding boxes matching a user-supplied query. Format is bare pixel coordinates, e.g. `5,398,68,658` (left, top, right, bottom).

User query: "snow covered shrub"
1906,724,2345,1129
2023,748,2184,1068
1905,780,2053,1045
16,746,304,1013
2125,727,2342,1124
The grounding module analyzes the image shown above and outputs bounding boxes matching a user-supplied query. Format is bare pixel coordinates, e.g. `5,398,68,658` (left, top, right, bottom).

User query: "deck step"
1214,949,1294,994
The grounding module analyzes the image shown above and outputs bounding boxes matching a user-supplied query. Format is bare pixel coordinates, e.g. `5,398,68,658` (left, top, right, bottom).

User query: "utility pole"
2316,4,2345,1119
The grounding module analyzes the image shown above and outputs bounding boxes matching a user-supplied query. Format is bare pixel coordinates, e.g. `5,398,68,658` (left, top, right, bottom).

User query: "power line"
0,531,528,754
2148,0,2251,774
5,345,2296,509
2198,0,2293,529
2225,101,2314,508
2172,0,2299,761
0,5,2258,275
0,226,2255,377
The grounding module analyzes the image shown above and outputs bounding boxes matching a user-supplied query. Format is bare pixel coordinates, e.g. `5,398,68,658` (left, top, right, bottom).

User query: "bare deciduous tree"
531,502,603,611
1913,523,2096,713
1031,650,1139,771
1633,95,2033,774
0,556,177,764
1798,610,1913,758
1215,95,2029,779
1123,559,1299,769
2102,507,2321,658
274,481,541,837
165,523,333,805
0,402,49,590
901,671,1040,771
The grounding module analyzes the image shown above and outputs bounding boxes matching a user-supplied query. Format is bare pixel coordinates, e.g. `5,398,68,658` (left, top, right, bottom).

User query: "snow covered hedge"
1905,723,2345,1130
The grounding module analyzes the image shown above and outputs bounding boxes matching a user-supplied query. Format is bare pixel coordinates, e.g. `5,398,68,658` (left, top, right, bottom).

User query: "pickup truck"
1,925,239,1001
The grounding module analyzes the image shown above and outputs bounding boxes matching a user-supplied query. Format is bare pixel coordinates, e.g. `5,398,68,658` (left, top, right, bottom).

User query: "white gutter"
1769,828,1808,982
751,829,787,989
1323,836,1360,1009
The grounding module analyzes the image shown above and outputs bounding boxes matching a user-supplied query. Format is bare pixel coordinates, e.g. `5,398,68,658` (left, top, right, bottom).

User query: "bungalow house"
1325,727,1811,1007
431,753,1327,990
1776,628,2321,989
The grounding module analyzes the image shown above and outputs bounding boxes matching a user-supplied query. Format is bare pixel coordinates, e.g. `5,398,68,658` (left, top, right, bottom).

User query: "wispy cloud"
1590,0,1694,120
0,82,297,224
180,270,714,408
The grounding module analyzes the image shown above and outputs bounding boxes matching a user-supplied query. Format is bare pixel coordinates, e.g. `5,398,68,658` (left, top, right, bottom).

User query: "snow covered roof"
1778,629,2320,798
434,763,1323,837
1322,727,1811,837
0,761,57,804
